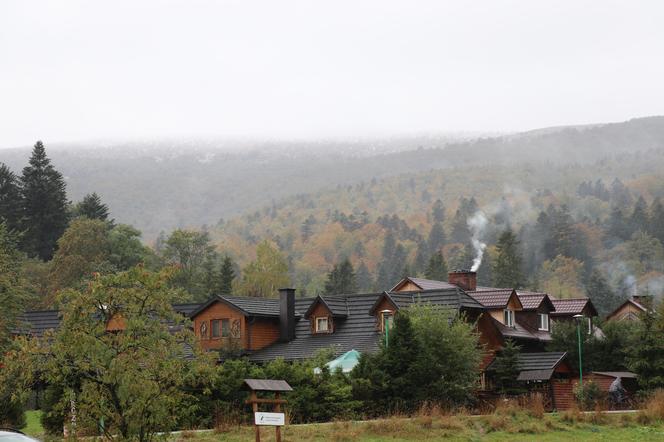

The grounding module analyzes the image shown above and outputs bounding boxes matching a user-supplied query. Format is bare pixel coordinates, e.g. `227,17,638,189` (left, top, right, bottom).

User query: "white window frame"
503,309,514,327
538,313,549,331
316,316,329,333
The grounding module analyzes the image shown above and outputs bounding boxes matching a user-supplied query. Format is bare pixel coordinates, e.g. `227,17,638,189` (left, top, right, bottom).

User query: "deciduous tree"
237,240,290,297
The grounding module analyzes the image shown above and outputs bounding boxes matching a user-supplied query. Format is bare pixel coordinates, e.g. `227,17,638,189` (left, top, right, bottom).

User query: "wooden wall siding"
552,379,575,410
489,309,505,323
518,311,539,331
608,303,642,321
249,318,280,350
394,281,420,292
193,301,247,351
106,313,126,332
372,297,396,329
507,294,522,311
477,313,504,370
308,303,334,333
489,295,522,325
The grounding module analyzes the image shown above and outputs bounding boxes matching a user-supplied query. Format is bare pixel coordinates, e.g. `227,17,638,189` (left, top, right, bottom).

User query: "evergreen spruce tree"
630,196,649,235
218,255,236,295
413,240,429,274
492,229,524,288
629,305,664,391
0,163,23,233
649,198,664,244
585,268,621,317
427,222,446,256
476,249,493,287
424,250,448,281
73,192,110,221
431,199,445,223
382,311,422,408
355,261,373,293
300,215,316,243
493,339,524,395
607,207,630,244
324,258,357,294
20,141,69,260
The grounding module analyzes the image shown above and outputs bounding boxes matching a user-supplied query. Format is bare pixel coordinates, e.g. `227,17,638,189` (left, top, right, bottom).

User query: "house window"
503,309,515,327
587,317,593,335
538,313,549,331
221,319,231,337
211,319,220,338
316,317,329,333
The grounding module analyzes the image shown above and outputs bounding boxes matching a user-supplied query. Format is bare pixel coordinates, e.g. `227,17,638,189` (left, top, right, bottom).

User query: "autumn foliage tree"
41,267,212,440
237,240,290,297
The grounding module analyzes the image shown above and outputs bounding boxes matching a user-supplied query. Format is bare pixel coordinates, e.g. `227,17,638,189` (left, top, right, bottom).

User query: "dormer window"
315,317,330,333
538,313,549,331
503,309,515,327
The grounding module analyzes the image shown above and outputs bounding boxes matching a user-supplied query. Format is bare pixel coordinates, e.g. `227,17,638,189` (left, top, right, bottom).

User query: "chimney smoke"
467,210,488,271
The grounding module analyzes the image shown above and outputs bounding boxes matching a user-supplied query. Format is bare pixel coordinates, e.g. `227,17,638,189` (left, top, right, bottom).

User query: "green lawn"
176,413,664,442
23,411,44,437
21,410,664,441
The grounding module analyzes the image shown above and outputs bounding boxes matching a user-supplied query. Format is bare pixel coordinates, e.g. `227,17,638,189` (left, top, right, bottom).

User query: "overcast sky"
1,1,664,148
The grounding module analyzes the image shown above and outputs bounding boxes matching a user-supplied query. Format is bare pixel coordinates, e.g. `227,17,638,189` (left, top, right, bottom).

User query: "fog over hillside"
1,117,663,239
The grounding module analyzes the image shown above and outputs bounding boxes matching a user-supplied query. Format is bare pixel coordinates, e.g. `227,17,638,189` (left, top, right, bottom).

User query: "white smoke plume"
467,210,488,272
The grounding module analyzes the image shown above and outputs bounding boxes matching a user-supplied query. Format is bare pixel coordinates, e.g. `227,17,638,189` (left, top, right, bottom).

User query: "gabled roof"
390,277,458,292
467,289,523,310
486,351,566,371
550,298,598,317
172,303,203,316
606,299,648,321
368,288,483,315
14,310,61,337
517,292,556,311
189,295,293,319
248,294,382,363
489,316,540,341
304,295,348,319
244,379,293,392
592,371,637,379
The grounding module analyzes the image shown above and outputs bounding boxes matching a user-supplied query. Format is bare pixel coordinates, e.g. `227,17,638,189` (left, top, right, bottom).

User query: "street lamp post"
380,310,392,348
573,314,584,389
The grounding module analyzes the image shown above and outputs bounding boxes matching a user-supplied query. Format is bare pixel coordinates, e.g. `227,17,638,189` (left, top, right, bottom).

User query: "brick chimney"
448,270,477,292
279,288,296,342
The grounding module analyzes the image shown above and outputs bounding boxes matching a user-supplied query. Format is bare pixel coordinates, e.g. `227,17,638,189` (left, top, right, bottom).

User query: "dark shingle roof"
244,379,293,392
15,310,61,337
517,369,554,381
391,277,458,291
304,295,349,318
487,351,567,372
491,317,540,341
173,303,203,316
189,296,297,319
592,371,637,379
374,288,484,313
550,298,598,316
467,289,516,309
517,292,554,311
249,293,381,363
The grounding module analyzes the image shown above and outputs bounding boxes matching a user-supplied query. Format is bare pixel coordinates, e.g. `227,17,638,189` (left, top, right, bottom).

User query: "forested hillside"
2,117,664,315
1,116,663,239
211,146,664,314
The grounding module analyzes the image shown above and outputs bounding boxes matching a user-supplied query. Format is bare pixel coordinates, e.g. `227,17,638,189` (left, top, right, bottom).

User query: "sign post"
244,379,293,442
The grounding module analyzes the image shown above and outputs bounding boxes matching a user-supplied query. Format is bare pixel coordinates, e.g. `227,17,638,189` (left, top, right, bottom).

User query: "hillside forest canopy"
1,118,664,314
